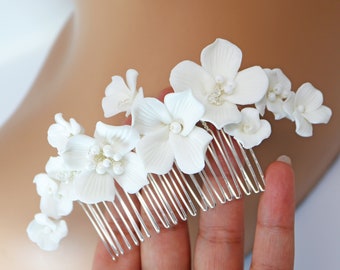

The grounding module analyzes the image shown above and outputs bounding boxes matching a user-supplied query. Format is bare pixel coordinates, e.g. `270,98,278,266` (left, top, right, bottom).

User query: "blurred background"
0,0,339,269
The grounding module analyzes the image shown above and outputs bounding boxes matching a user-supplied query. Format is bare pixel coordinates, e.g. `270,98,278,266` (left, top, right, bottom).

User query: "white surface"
1,2,339,269
294,155,340,269
0,0,74,127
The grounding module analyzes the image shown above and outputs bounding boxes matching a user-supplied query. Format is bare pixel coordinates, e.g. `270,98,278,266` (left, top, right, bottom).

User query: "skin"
92,158,295,270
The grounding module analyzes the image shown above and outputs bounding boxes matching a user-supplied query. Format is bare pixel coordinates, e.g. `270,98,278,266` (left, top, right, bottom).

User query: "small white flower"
102,69,144,118
255,68,292,119
283,82,332,137
170,38,268,129
223,107,271,149
62,122,148,203
34,159,75,219
132,90,213,174
47,113,84,154
26,213,68,251
45,156,79,188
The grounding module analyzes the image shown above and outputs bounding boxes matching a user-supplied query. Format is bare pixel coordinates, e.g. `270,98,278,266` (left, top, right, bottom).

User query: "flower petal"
202,101,242,129
105,75,130,96
95,122,139,155
266,99,287,120
62,135,95,170
255,96,266,116
227,66,268,105
47,123,70,153
223,108,271,149
74,171,115,204
26,213,68,251
132,97,172,135
231,119,271,149
282,92,296,121
126,69,139,92
114,152,148,194
265,68,292,96
45,156,64,177
295,83,323,111
45,156,76,183
102,91,131,118
201,38,242,81
40,195,73,219
170,60,215,100
102,75,133,117
34,173,58,197
303,105,332,124
164,90,205,136
136,128,174,174
170,127,212,174
47,114,83,154
294,112,313,137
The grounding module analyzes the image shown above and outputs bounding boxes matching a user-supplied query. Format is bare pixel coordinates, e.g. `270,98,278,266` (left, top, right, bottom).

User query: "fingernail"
277,155,292,165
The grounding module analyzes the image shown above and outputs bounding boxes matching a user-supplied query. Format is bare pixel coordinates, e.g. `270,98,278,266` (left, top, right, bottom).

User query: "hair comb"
27,38,332,260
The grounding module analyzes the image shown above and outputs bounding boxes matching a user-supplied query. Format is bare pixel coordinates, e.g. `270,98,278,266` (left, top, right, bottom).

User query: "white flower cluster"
255,69,332,137
27,113,83,250
27,38,332,251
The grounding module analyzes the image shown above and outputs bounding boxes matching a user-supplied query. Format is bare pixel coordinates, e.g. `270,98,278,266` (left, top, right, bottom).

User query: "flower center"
207,75,235,106
268,84,290,101
267,92,277,102
169,121,183,134
88,144,125,175
273,85,282,95
297,105,305,113
242,122,258,134
43,226,53,234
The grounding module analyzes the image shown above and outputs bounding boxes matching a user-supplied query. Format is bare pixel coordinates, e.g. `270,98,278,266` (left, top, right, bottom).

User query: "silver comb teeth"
81,123,265,260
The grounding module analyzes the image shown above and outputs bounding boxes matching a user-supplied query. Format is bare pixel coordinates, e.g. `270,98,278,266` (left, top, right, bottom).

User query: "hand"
92,155,295,270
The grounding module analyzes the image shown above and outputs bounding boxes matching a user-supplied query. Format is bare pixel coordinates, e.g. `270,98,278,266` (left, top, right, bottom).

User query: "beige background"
0,0,339,269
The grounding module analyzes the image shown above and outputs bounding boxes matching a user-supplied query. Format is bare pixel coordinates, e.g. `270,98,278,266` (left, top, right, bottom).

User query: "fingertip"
158,87,174,101
265,155,295,186
261,156,295,227
124,115,132,125
276,155,292,165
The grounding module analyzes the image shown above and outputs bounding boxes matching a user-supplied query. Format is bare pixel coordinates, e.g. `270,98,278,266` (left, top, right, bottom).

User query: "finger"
194,198,244,270
92,240,141,270
251,156,295,270
141,175,190,270
194,127,245,269
141,218,191,269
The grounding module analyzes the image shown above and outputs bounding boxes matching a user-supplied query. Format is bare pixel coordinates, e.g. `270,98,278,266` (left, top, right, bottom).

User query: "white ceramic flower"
45,156,79,188
283,82,332,137
223,107,271,149
132,90,212,174
33,156,78,219
47,113,84,154
26,213,68,251
255,68,292,119
34,173,74,219
102,69,144,117
62,122,148,203
170,38,268,129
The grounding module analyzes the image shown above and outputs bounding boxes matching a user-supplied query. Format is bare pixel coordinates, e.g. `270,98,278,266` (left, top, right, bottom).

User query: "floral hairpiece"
27,38,332,251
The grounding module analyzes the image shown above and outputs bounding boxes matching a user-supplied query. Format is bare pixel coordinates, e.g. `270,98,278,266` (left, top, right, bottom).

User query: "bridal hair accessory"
27,38,332,258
